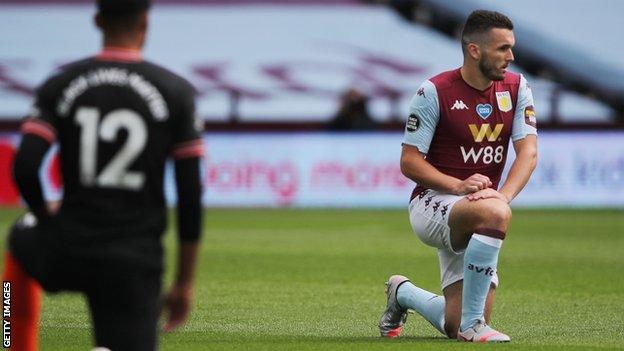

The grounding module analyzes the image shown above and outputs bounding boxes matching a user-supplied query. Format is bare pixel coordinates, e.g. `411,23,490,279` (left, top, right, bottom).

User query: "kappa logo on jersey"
451,100,468,110
476,104,492,119
424,195,434,207
524,105,537,128
495,91,512,112
417,87,425,97
406,113,420,132
432,201,441,213
441,204,449,219
468,124,504,142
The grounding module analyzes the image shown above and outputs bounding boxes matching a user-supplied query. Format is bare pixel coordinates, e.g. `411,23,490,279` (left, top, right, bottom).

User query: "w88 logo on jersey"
460,145,505,164
460,123,506,164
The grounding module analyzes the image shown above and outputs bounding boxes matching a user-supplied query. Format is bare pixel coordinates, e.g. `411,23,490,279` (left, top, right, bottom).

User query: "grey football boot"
379,275,410,338
458,319,511,342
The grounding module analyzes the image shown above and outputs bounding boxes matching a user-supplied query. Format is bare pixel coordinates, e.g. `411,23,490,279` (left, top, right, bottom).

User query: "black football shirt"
21,50,203,264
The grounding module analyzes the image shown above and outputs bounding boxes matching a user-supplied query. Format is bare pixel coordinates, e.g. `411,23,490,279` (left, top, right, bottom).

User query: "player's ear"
138,11,148,33
137,11,149,48
94,12,103,30
467,42,481,61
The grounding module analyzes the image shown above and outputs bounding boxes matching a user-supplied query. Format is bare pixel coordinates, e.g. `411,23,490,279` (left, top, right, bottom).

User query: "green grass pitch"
0,208,623,350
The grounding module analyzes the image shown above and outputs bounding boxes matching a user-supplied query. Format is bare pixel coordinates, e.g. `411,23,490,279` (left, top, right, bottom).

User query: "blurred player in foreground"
379,10,537,342
3,0,204,349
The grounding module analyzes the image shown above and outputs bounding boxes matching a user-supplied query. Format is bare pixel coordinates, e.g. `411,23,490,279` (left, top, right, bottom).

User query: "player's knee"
493,201,512,224
477,200,511,229
7,220,22,247
7,213,38,250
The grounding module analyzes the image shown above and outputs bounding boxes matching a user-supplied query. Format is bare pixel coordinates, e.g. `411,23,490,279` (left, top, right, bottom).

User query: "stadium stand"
377,0,624,122
0,0,619,129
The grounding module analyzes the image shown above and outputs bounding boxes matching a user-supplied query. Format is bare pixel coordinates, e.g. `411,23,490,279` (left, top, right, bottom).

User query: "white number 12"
75,107,147,190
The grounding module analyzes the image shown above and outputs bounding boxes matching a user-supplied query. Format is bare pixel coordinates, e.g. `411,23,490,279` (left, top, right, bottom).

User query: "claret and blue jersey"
403,68,537,200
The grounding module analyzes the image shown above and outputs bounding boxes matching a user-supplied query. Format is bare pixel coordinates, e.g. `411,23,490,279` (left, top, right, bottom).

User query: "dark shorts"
8,213,163,351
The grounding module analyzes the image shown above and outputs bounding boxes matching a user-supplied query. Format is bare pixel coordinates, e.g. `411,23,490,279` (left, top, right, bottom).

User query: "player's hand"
46,200,62,215
162,284,193,332
454,173,492,195
466,188,510,203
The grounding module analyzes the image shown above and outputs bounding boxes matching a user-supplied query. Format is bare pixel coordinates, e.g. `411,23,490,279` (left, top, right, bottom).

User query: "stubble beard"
478,56,505,81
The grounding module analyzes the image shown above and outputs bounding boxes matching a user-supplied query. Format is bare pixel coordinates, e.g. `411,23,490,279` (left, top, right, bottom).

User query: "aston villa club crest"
476,104,492,119
496,91,512,112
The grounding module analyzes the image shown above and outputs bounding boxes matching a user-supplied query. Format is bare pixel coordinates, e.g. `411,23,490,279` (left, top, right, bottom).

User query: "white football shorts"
408,189,499,290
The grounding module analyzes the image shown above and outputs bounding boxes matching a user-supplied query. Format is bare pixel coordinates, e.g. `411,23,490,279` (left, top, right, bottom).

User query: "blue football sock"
397,281,446,335
460,233,503,332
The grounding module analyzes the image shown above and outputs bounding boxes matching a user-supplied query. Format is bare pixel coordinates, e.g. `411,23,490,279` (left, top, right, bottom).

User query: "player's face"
478,28,515,81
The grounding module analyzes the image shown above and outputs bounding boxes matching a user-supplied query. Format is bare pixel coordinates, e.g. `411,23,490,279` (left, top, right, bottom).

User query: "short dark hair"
97,0,151,32
461,10,513,53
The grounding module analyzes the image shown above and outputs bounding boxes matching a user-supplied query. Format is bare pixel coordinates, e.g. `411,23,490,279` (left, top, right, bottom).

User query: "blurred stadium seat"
377,0,624,123
0,0,620,128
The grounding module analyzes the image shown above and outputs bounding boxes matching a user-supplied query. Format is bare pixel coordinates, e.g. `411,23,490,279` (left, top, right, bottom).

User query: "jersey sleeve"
511,74,538,141
20,79,58,144
170,82,204,160
402,80,439,154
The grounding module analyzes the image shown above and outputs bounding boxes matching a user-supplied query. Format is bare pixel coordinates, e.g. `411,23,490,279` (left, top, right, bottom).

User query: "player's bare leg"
448,197,511,250
447,197,511,342
442,281,497,339
484,285,496,323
